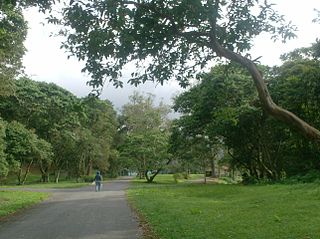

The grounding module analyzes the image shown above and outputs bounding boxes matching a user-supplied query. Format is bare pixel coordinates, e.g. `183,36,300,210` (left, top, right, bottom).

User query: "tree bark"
211,39,320,143
55,169,61,183
22,160,33,185
17,168,22,185
39,163,50,182
145,159,172,183
86,159,93,176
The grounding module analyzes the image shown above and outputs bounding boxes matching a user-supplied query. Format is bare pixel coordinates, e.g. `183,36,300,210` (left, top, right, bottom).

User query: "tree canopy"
53,0,294,87
0,78,119,183
119,92,171,182
0,0,55,95
172,57,320,182
48,0,320,142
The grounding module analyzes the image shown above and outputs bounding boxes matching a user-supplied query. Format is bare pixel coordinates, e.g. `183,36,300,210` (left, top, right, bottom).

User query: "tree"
50,0,320,142
0,78,120,182
172,64,255,179
119,92,171,182
173,58,320,181
0,119,8,178
35,137,53,182
0,3,27,96
79,96,118,176
0,0,54,95
0,78,84,182
5,120,52,184
267,58,320,176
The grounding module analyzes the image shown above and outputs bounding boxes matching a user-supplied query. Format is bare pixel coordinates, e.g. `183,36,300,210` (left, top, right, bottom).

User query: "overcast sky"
22,0,320,111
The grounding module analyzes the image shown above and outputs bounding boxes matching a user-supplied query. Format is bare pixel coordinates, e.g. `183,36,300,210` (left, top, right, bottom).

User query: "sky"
22,0,320,112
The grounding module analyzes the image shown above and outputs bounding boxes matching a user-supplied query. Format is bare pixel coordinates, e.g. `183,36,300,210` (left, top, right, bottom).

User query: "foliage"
0,0,54,95
0,3,27,96
4,120,52,184
0,78,118,183
119,92,171,182
172,64,257,178
128,181,320,239
172,59,320,181
78,96,118,176
0,118,8,178
50,0,296,89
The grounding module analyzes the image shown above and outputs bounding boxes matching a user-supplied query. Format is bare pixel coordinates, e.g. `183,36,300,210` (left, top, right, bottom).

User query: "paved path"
0,178,142,239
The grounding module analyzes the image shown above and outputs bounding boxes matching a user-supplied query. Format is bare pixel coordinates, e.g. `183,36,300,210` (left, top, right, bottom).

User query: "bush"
286,170,320,184
81,175,94,182
241,173,258,185
172,172,190,183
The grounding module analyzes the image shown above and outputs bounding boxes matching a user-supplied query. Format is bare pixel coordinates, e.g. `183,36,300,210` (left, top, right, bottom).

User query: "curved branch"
211,40,320,142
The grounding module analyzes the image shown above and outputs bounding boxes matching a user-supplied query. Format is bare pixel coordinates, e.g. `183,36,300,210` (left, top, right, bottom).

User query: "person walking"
94,171,103,192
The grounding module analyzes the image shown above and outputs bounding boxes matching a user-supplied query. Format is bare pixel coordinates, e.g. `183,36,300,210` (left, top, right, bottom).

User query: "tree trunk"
212,39,320,143
55,169,61,183
86,159,93,176
41,173,49,183
17,168,22,185
210,158,216,178
145,159,172,183
39,164,50,182
21,160,33,185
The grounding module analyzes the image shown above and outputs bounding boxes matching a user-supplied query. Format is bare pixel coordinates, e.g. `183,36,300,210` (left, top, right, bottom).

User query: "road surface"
0,178,142,239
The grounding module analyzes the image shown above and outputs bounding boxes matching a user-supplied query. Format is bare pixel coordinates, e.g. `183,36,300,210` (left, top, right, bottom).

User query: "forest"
1,49,320,184
1,0,320,185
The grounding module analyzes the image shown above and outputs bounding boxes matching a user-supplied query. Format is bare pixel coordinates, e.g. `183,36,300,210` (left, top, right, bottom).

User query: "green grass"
0,191,49,218
24,181,90,188
0,178,91,219
128,177,320,239
0,181,90,189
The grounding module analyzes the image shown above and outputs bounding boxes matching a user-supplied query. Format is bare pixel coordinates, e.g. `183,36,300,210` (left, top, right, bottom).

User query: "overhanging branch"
210,38,320,142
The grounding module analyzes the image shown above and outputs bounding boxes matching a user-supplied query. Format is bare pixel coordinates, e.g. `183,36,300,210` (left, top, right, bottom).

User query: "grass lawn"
0,191,49,218
0,181,90,189
24,181,90,189
128,175,320,239
0,178,90,219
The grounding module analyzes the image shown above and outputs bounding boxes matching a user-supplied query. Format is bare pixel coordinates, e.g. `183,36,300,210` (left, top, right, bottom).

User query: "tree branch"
206,0,320,142
210,39,320,142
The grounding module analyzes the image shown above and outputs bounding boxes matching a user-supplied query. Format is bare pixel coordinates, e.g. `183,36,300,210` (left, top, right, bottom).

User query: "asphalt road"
0,178,142,239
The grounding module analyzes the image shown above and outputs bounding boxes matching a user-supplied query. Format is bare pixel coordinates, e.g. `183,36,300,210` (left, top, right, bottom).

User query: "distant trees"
2,0,320,184
0,78,118,183
118,92,171,183
0,2,26,96
0,0,54,96
5,121,53,185
172,52,320,182
47,0,320,143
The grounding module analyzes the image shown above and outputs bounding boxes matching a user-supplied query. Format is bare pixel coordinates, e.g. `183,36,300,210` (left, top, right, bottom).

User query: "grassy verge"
25,182,90,189
0,180,91,219
128,176,320,239
0,191,49,218
0,181,90,189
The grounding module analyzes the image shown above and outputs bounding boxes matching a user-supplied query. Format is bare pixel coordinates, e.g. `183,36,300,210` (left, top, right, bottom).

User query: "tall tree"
119,92,171,182
0,119,8,178
5,120,52,184
49,0,320,142
0,78,81,182
0,3,26,96
0,0,54,95
80,96,118,176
